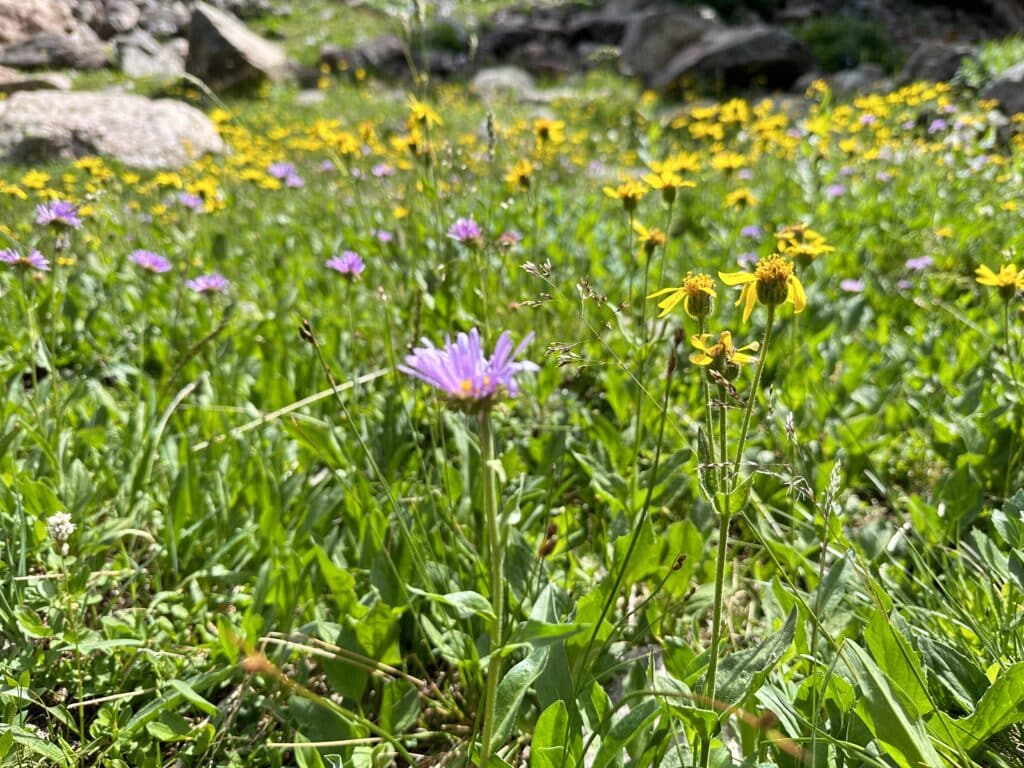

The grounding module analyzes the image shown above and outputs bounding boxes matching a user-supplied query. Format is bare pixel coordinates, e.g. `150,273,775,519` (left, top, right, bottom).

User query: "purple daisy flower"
737,251,759,269
0,248,50,272
268,161,297,180
372,162,394,177
905,255,933,271
498,230,522,248
740,224,762,239
840,278,865,293
326,250,365,278
825,184,846,199
35,201,82,229
399,327,538,410
131,249,172,274
284,173,304,188
897,279,913,290
372,229,394,244
448,217,483,246
319,160,337,173
928,118,948,134
179,192,204,211
187,273,229,294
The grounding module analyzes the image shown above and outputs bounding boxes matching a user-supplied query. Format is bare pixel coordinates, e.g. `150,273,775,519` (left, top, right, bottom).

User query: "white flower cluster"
46,511,75,555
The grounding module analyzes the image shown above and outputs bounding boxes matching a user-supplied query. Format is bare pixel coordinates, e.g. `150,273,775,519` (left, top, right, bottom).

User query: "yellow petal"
788,275,806,314
603,187,618,199
690,333,712,351
689,352,712,366
740,283,757,323
733,351,758,365
647,286,682,299
719,270,757,286
656,293,684,317
975,265,997,285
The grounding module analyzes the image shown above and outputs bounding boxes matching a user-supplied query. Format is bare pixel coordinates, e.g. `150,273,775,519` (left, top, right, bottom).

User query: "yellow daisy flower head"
689,330,759,379
642,170,695,204
648,272,716,319
505,158,534,189
725,188,757,209
719,254,806,322
603,180,647,212
533,118,565,145
407,96,443,128
775,223,834,267
633,221,666,254
976,262,1024,302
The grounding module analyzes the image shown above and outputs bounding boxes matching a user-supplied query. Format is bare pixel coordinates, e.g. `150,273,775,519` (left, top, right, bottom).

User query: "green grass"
1,22,1024,768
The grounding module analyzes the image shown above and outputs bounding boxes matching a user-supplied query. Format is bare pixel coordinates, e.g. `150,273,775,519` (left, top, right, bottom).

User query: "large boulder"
982,61,1024,117
186,1,292,91
652,25,814,92
0,90,224,169
898,41,973,85
0,0,75,46
115,29,186,79
620,6,720,86
0,27,111,70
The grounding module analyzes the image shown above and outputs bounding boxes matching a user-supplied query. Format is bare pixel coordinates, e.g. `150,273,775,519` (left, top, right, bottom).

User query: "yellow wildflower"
725,188,757,209
632,221,666,254
720,254,806,322
976,263,1024,301
20,170,50,189
647,272,716,319
603,180,647,212
407,96,443,128
689,331,760,374
505,158,534,189
533,118,565,145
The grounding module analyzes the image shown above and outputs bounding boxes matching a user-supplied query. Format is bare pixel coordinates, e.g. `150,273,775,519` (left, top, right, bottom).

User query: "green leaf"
167,679,219,718
145,711,192,741
843,641,943,768
507,619,583,648
715,607,797,706
992,490,1024,548
409,587,495,620
863,611,932,715
938,662,1024,753
492,646,550,745
591,697,661,768
530,700,578,768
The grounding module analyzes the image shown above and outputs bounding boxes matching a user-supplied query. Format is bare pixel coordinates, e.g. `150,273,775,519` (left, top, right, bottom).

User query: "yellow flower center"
683,273,715,296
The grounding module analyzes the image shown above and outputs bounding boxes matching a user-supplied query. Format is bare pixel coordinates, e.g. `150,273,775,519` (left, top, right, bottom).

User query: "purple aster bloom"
737,168,753,181
448,217,483,245
372,162,394,177
326,250,365,278
897,279,913,290
928,118,947,134
285,173,304,188
320,160,336,173
0,248,49,272
839,165,854,177
399,327,538,410
373,229,394,243
35,200,82,229
737,251,759,269
268,161,296,179
498,230,523,248
826,184,846,199
901,120,915,131
859,113,876,126
179,192,204,211
130,249,172,274
840,278,865,293
905,255,933,271
587,160,605,176
875,170,892,183
740,224,762,239
187,273,229,294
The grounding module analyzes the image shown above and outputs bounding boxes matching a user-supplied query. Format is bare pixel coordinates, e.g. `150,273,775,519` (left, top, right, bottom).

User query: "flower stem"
701,383,731,768
478,410,503,768
696,318,717,485
733,307,776,468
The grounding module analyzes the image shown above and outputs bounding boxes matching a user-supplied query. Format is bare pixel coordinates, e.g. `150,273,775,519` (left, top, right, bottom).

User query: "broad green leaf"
492,646,550,745
843,642,943,768
715,607,797,707
167,679,219,718
591,697,661,768
408,587,495,621
530,700,578,768
863,611,932,716
936,662,1024,752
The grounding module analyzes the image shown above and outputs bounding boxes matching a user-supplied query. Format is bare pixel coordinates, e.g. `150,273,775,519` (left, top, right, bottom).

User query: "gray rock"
793,63,890,97
90,0,141,39
620,6,720,86
0,0,75,46
0,64,70,93
119,38,186,79
137,0,191,38
0,27,111,70
982,60,1024,117
185,1,292,91
470,65,536,102
0,90,224,169
899,41,973,85
652,25,814,92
